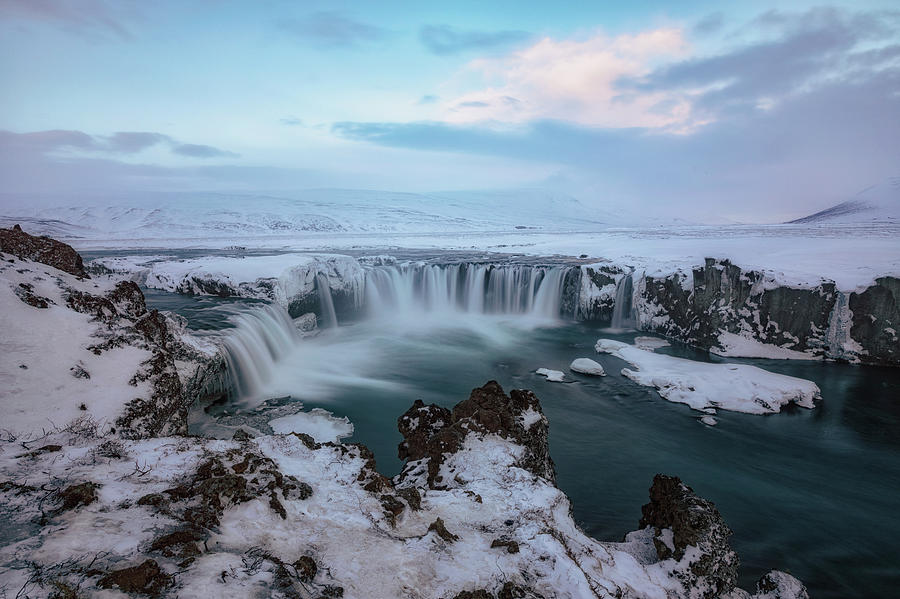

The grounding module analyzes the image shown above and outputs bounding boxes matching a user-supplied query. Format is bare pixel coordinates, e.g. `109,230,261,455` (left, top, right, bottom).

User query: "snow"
713,332,821,361
519,408,544,430
569,358,606,376
595,339,821,415
535,368,566,382
268,407,354,443
634,336,671,351
788,176,900,224
0,254,154,437
94,253,367,310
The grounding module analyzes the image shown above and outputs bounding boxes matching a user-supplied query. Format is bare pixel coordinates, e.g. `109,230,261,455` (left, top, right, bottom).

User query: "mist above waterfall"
218,262,577,405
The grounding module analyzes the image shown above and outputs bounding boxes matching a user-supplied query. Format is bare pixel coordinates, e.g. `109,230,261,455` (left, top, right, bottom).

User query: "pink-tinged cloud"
439,27,702,130
0,0,134,39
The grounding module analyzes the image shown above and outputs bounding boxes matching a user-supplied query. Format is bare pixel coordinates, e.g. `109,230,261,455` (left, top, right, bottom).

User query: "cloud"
0,129,237,161
693,13,725,36
278,11,384,47
0,0,135,40
623,7,900,122
438,27,693,129
105,131,170,153
332,58,900,220
418,94,439,105
172,143,239,159
280,117,304,126
419,25,530,55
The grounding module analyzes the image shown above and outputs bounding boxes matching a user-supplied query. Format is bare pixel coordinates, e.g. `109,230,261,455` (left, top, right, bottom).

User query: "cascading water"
610,273,635,329
316,273,338,328
220,303,302,399
363,264,570,319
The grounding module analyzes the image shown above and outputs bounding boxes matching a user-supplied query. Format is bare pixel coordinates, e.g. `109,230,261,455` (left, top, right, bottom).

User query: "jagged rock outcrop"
396,381,554,488
640,474,739,597
0,224,87,277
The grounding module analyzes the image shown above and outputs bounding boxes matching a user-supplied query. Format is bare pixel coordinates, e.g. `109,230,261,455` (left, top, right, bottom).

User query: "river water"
144,286,900,598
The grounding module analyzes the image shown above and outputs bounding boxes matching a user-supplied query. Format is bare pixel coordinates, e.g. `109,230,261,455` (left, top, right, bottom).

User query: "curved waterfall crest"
363,263,571,318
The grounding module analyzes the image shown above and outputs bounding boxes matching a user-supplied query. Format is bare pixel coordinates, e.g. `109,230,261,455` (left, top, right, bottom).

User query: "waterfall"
610,273,635,329
316,273,338,328
363,263,570,319
220,303,301,399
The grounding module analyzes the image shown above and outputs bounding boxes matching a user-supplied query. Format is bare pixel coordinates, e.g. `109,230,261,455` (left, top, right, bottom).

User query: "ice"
569,358,606,376
634,336,671,351
535,368,565,382
268,408,354,443
595,339,821,415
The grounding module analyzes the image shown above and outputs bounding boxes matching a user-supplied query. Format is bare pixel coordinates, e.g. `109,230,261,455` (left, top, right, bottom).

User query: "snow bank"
95,253,368,312
634,336,671,351
268,407,354,443
595,339,820,415
569,358,606,376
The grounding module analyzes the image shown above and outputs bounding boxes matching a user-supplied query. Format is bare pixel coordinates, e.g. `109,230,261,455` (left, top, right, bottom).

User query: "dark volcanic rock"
396,381,554,489
0,225,87,277
428,517,459,543
639,474,738,597
58,482,100,511
97,559,172,596
14,282,51,308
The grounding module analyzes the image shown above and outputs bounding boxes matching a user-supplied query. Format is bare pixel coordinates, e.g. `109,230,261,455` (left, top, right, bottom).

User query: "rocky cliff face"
634,259,898,366
848,276,899,365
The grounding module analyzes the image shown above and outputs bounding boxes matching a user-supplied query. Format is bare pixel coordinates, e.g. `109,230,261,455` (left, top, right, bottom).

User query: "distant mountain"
788,177,900,224
0,189,636,242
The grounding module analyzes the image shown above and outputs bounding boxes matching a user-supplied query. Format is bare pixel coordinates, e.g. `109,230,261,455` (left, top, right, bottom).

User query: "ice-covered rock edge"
90,252,898,367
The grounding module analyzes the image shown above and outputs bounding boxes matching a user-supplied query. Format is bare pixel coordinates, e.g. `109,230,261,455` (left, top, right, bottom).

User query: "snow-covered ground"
595,339,821,415
0,254,153,436
2,184,898,291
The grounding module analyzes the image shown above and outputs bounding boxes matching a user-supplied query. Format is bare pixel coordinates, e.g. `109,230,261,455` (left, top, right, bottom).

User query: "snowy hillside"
788,177,900,224
0,189,629,241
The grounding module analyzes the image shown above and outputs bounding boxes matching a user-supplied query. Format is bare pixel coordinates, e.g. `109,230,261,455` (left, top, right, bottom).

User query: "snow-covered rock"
569,358,606,376
535,368,565,382
0,227,216,439
595,339,820,415
91,252,367,320
0,372,808,598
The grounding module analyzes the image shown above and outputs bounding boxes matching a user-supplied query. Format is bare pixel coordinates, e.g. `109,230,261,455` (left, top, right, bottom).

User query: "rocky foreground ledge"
0,227,807,598
0,381,807,599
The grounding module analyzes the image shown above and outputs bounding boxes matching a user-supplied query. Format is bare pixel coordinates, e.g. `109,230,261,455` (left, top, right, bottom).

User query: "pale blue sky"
1,0,898,221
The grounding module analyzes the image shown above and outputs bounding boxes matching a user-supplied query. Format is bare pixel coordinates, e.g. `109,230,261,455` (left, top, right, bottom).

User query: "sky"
1,0,898,222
